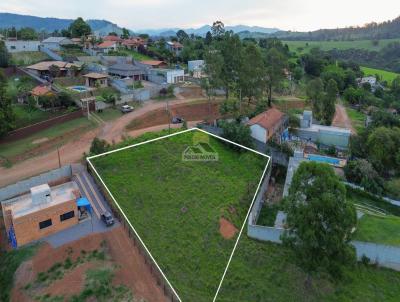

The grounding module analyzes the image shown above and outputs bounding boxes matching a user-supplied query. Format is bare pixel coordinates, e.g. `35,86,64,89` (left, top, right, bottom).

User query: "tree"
121,28,130,39
211,21,225,38
17,27,38,40
306,78,324,118
68,17,91,38
48,65,61,78
264,47,287,107
0,41,11,67
205,31,212,45
322,79,338,125
90,137,110,155
220,121,253,148
0,71,15,137
344,159,383,194
57,91,75,108
367,126,400,174
283,162,356,279
176,30,189,43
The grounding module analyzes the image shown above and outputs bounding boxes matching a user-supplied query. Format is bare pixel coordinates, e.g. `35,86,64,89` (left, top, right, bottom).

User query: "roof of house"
103,35,122,42
140,60,166,66
27,61,79,71
31,85,53,96
71,38,82,42
248,108,285,131
97,41,117,48
42,37,71,44
83,72,108,79
167,41,183,48
109,63,143,72
122,38,143,46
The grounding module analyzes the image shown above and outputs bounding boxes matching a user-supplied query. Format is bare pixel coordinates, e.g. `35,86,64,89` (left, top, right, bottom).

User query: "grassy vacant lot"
91,129,269,301
284,39,400,54
11,51,50,66
0,244,39,302
13,106,64,129
360,66,399,83
109,48,153,61
345,107,366,134
216,236,400,302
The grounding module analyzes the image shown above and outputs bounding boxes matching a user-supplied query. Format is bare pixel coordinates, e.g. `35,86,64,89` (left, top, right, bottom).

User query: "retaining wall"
0,165,72,201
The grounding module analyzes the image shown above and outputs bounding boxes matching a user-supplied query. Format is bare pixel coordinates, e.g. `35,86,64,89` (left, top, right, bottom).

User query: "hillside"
0,13,125,36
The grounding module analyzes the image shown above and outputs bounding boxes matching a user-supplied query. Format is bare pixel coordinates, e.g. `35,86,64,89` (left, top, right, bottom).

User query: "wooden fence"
87,163,180,302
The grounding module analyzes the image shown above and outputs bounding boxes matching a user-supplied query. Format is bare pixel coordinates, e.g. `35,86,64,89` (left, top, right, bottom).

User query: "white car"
120,105,134,113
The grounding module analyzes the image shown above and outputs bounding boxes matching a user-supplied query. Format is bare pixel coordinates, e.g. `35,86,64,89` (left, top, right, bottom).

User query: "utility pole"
57,148,61,168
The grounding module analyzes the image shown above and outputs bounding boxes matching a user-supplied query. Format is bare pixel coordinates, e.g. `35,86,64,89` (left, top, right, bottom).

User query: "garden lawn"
354,214,400,246
90,129,269,301
13,106,64,129
360,66,399,84
216,237,400,302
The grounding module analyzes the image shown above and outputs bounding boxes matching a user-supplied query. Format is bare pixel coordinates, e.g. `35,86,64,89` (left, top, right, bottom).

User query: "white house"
41,37,74,51
165,41,183,56
247,108,287,144
5,40,40,52
149,68,185,84
96,41,118,54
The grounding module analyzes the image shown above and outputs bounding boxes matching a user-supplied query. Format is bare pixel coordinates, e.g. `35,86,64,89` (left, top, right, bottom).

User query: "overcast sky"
0,0,399,31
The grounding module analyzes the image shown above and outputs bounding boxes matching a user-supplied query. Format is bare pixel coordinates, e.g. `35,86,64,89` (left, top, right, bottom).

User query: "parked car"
120,105,134,113
101,211,114,226
172,116,185,124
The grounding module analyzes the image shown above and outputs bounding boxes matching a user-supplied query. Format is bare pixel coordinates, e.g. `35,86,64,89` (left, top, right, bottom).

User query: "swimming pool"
71,86,89,92
307,154,341,166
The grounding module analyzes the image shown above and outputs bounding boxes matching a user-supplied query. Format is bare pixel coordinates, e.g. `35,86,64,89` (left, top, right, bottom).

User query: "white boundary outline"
86,127,271,302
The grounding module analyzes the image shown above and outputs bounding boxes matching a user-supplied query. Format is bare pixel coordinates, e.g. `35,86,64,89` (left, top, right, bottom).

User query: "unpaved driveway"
332,104,355,134
0,98,206,187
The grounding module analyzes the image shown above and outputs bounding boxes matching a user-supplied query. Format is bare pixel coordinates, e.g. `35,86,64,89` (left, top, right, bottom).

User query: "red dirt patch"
127,101,221,131
219,217,238,239
11,227,166,302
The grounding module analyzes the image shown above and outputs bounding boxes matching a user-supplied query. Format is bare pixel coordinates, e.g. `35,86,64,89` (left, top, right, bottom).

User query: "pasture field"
360,66,399,83
354,214,400,246
11,51,50,66
284,38,400,54
90,129,269,301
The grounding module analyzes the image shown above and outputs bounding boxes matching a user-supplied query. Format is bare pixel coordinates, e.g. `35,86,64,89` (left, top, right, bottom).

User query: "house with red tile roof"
103,35,123,43
96,41,118,53
247,108,288,143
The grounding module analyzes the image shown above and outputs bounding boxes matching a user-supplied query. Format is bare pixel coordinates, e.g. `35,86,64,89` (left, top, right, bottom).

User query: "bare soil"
219,218,238,240
11,226,167,302
332,104,355,133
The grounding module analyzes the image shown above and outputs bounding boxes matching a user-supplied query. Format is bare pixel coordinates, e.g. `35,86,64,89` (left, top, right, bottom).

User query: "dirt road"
332,104,355,134
0,98,206,187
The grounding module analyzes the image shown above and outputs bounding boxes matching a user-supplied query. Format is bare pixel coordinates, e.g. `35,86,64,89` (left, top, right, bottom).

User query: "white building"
5,40,40,52
188,60,205,72
41,37,73,51
149,68,185,84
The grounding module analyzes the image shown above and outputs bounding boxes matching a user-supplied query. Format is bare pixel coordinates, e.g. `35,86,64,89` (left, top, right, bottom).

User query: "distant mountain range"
0,12,399,41
0,12,279,37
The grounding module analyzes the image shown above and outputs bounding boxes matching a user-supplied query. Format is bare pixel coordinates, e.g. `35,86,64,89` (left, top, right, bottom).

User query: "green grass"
0,117,95,161
284,39,400,54
345,107,365,133
108,48,153,61
91,129,269,301
354,214,400,246
360,66,399,84
11,51,50,66
257,204,281,227
216,237,400,302
13,106,64,129
0,244,39,302
96,108,123,122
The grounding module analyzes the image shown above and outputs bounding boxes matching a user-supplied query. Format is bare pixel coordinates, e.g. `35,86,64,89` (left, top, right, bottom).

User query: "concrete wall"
0,165,72,201
5,40,40,52
352,241,400,271
13,200,78,246
40,46,63,61
247,223,284,243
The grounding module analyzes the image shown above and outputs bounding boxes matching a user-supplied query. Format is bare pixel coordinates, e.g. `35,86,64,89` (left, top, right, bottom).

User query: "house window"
39,219,52,229
10,46,16,50
60,211,75,222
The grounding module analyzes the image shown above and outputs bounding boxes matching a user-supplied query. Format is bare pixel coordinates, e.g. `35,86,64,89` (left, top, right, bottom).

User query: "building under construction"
1,182,80,247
